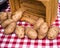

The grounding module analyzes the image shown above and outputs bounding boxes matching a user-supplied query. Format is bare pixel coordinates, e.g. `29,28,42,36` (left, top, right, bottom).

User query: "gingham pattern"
0,1,60,48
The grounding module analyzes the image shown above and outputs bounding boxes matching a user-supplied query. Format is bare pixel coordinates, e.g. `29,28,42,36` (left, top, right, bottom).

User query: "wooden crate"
9,0,58,26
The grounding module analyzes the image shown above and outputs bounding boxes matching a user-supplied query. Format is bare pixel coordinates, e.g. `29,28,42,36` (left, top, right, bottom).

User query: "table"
0,0,60,48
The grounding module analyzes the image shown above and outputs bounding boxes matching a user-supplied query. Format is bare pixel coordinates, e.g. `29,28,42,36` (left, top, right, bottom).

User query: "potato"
4,22,16,34
47,26,59,39
59,30,60,33
38,22,48,39
25,27,37,39
25,27,31,35
34,18,44,30
0,12,7,23
12,8,25,22
7,12,12,19
15,26,25,38
38,34,46,39
21,17,36,25
1,19,14,28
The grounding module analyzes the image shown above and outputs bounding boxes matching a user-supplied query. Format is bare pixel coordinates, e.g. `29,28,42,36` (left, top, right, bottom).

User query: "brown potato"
47,26,59,39
59,29,60,33
1,19,14,28
38,22,48,39
15,26,25,38
4,22,16,34
25,27,31,35
0,12,7,23
12,8,25,22
7,12,12,19
34,18,44,30
21,17,36,25
25,27,37,39
38,34,46,39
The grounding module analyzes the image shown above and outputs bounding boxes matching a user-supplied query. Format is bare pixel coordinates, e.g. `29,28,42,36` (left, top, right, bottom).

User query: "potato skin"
12,8,25,22
1,19,14,28
59,30,60,33
7,12,12,19
0,12,7,24
34,18,44,30
15,26,25,38
21,17,36,25
25,27,37,39
38,34,46,39
38,22,48,39
25,27,31,35
4,22,16,34
47,26,59,39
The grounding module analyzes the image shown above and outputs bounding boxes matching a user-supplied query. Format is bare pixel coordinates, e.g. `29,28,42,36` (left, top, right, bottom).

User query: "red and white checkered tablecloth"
0,1,60,48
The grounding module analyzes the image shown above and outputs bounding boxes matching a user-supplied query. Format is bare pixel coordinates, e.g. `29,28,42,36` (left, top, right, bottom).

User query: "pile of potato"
0,9,59,40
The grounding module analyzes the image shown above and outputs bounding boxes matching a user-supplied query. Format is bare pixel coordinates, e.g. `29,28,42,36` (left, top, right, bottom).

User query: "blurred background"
0,0,8,11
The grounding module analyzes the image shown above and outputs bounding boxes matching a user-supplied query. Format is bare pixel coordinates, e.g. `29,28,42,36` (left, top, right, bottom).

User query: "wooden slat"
46,1,51,26
41,1,47,6
36,0,49,1
21,2,45,16
9,0,16,13
51,0,58,24
22,10,45,21
36,0,49,6
14,0,20,10
21,2,45,12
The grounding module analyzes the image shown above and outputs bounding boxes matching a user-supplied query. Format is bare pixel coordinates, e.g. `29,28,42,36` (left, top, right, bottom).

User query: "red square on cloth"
0,1,60,48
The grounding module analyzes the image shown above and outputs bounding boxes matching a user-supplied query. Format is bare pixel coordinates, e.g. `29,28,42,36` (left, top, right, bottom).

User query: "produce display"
0,9,59,40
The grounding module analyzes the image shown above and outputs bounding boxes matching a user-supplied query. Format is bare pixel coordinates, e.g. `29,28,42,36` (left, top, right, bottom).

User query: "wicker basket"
9,0,58,26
